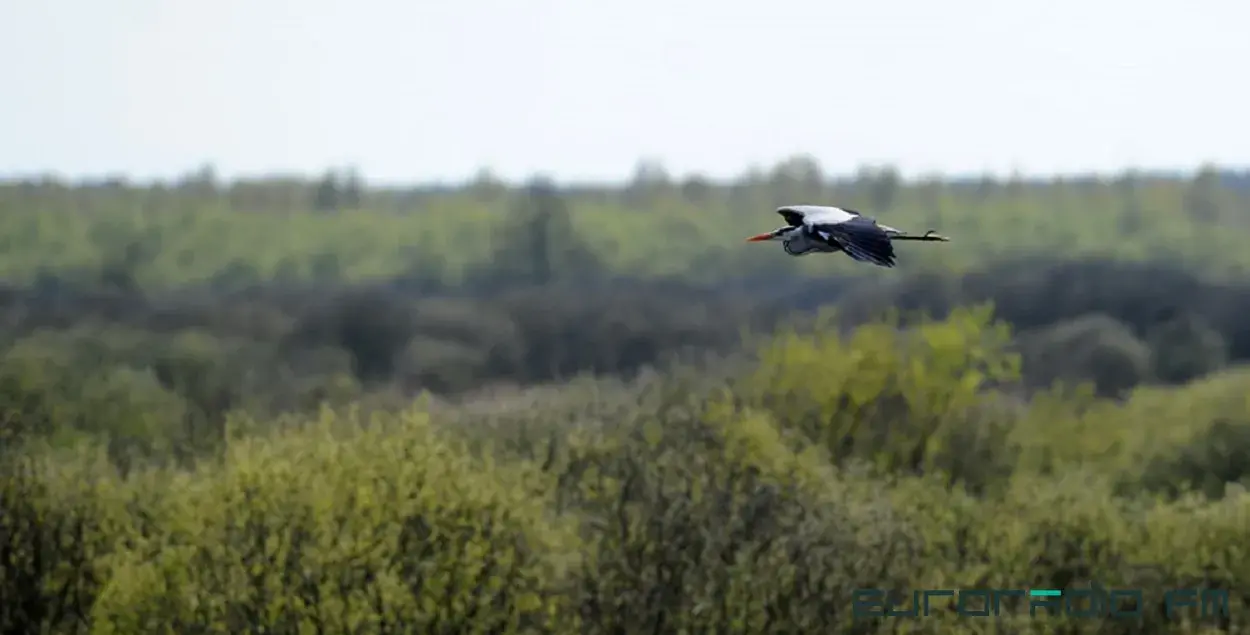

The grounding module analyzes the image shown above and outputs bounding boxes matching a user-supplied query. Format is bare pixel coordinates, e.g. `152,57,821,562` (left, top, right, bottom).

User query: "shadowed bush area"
4,309,1249,634
9,255,1250,460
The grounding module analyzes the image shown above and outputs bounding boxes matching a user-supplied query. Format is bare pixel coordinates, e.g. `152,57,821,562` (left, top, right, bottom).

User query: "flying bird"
746,205,949,268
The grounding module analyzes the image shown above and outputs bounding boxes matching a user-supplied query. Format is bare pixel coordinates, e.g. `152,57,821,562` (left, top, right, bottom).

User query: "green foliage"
7,163,1250,633
3,410,580,634
0,335,190,460
1142,419,1250,500
885,473,1250,633
3,165,1250,289
1129,369,1250,500
1019,314,1154,398
1148,314,1229,384
6,309,1250,633
483,375,926,634
0,282,766,457
469,178,605,287
736,305,1022,492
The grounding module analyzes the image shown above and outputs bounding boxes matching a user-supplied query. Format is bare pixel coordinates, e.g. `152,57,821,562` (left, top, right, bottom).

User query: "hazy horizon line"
3,160,1249,189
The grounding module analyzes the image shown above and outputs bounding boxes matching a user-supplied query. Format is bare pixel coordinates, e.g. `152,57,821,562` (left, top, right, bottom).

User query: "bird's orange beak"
746,232,773,242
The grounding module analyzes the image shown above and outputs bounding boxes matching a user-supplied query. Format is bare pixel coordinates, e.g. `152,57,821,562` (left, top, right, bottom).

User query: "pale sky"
3,0,1248,184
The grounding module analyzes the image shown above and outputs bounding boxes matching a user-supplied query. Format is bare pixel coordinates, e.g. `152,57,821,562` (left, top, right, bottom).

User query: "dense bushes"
2,412,579,634
4,310,1249,633
832,258,1250,396
734,306,1021,492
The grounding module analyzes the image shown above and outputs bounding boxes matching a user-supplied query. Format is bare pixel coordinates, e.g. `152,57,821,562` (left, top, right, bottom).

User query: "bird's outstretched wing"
777,205,858,226
776,207,806,227
811,217,897,268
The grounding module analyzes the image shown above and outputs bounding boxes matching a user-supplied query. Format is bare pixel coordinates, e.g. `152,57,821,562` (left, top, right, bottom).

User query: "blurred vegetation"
3,161,1250,287
3,160,1250,633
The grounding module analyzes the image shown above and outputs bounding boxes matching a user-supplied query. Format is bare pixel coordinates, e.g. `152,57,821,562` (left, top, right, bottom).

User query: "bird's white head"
746,226,800,243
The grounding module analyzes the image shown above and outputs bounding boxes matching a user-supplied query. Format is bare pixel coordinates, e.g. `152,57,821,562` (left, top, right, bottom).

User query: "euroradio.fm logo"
853,581,1230,620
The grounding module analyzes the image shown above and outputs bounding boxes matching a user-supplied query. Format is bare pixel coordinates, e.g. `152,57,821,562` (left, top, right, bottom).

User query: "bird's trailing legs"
886,229,951,242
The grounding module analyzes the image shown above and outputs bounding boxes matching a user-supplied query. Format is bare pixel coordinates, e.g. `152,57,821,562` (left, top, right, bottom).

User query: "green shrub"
1019,313,1154,398
523,387,924,633
3,408,580,635
1130,377,1250,501
1148,314,1229,384
878,473,1250,634
0,445,138,634
734,305,1021,492
1141,419,1250,500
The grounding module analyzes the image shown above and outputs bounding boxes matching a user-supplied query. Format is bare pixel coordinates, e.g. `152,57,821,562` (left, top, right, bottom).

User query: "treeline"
8,160,1250,216
3,160,1250,289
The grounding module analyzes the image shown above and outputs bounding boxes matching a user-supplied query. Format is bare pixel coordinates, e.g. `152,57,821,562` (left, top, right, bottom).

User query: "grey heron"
746,205,950,268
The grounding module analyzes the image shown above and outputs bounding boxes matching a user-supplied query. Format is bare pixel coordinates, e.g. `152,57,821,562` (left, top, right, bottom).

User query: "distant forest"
3,159,1250,290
